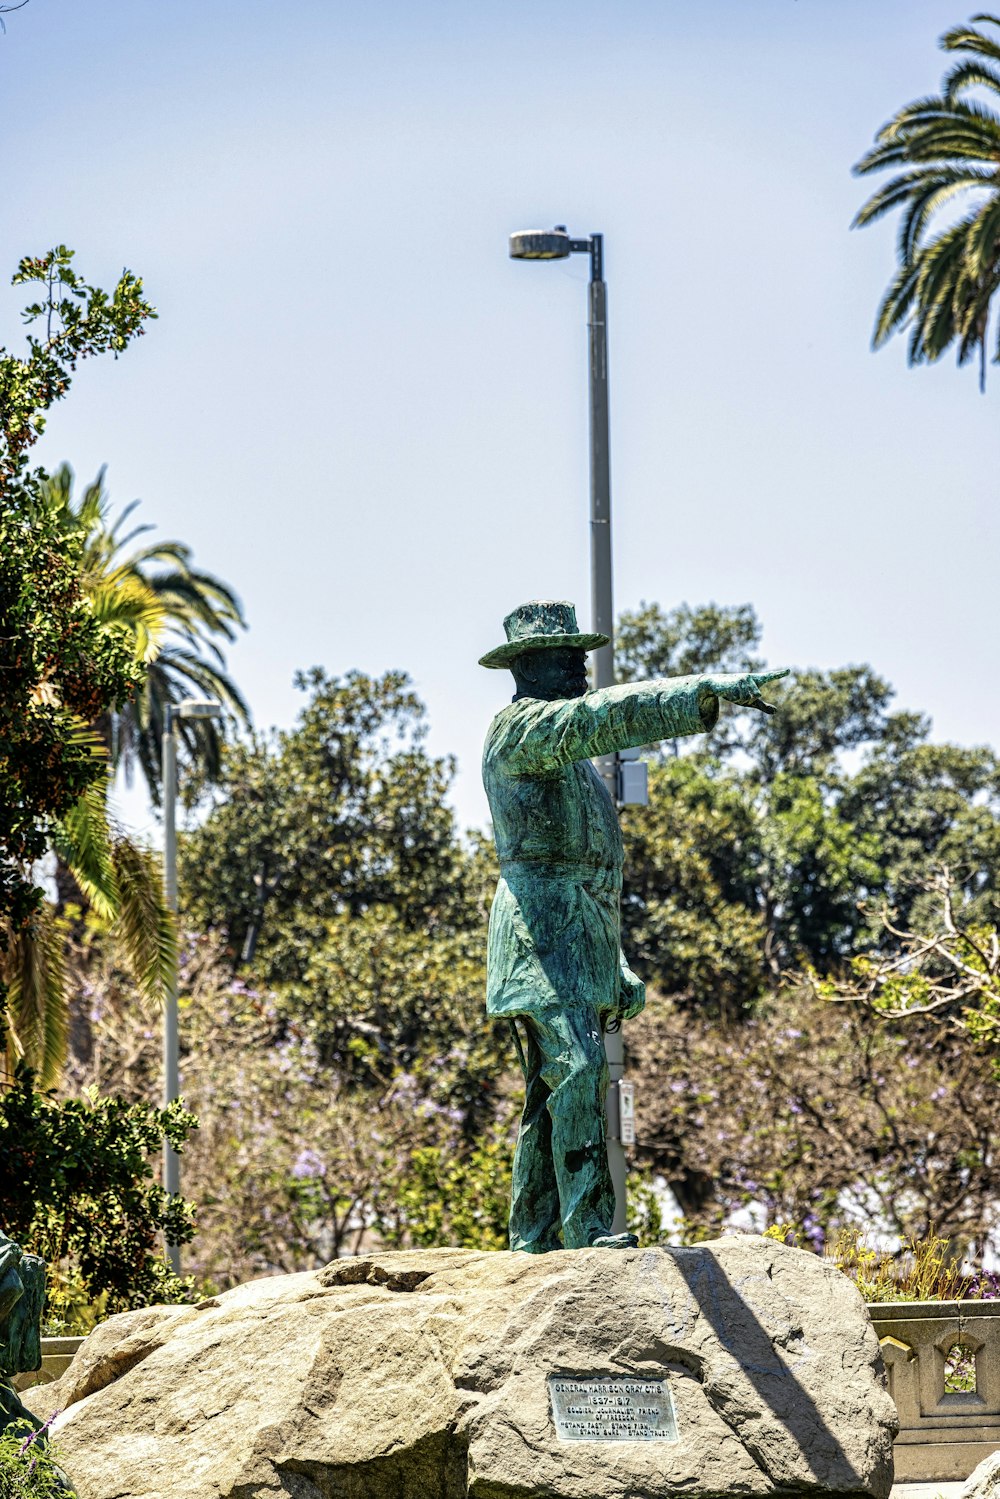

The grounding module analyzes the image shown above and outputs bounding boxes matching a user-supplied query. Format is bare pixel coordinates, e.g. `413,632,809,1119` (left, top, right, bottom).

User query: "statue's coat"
483,677,719,1021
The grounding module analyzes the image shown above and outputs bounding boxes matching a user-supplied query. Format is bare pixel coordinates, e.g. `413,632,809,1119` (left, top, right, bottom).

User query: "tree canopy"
617,601,1000,1013
0,249,155,951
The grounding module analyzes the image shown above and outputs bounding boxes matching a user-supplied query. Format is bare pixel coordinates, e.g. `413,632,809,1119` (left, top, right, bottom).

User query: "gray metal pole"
161,708,181,1274
587,234,628,1235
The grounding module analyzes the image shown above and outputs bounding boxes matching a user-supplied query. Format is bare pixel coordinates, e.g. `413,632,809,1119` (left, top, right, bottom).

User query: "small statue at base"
0,1229,76,1493
480,601,786,1253
0,1229,46,1435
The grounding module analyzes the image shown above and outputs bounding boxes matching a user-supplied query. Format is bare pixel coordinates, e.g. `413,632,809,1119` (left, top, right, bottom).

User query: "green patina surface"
480,600,785,1255
0,1229,45,1436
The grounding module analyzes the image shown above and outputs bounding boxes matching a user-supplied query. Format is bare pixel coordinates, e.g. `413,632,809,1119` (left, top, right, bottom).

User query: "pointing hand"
702,668,789,717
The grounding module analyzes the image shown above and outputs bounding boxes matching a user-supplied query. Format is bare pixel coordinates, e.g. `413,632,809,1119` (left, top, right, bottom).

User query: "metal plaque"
548,1375,678,1442
619,1080,636,1145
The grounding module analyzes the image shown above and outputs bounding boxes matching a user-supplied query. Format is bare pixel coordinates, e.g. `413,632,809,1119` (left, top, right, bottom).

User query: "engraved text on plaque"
547,1375,678,1442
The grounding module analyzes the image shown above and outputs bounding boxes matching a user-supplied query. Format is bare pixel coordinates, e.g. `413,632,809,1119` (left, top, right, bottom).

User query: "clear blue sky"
3,0,997,832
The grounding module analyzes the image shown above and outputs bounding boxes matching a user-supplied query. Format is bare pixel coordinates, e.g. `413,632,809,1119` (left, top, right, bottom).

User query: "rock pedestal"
25,1236,896,1499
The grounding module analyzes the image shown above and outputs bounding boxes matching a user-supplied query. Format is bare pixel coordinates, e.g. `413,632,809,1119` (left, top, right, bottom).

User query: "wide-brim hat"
479,599,609,669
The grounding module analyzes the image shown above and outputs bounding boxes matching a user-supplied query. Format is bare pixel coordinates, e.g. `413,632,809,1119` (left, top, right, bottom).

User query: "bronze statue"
0,1229,45,1434
480,600,785,1252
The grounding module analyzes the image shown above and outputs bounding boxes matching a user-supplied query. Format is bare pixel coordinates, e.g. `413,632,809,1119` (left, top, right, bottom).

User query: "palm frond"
899,172,993,261
89,573,166,661
872,259,923,347
964,189,1000,273
4,909,70,1089
853,168,943,227
122,539,195,569
943,16,1000,65
854,34,1000,388
943,57,1000,99
109,835,177,1004
51,781,117,922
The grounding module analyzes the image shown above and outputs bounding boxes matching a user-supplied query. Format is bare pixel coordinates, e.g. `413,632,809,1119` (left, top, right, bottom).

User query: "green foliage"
39,1260,107,1338
0,246,153,957
1,246,155,494
39,465,249,801
615,601,1000,1009
0,1420,75,1499
620,758,765,1017
853,13,1000,388
381,1135,512,1251
829,1227,994,1303
58,947,518,1280
629,985,1000,1244
181,668,480,978
0,1068,196,1316
617,600,763,682
0,496,139,937
277,904,506,1126
2,910,70,1094
6,788,176,1086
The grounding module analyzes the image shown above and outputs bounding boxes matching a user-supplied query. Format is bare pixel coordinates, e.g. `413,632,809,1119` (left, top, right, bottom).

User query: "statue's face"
514,647,589,700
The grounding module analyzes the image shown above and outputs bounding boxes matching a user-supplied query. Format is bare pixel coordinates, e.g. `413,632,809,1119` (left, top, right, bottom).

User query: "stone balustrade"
870,1301,1000,1482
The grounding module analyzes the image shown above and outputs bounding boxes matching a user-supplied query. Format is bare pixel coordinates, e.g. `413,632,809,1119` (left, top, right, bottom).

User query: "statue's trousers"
508,1006,615,1253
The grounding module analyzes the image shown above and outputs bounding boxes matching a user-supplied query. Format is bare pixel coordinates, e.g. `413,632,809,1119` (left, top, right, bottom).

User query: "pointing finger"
754,668,789,686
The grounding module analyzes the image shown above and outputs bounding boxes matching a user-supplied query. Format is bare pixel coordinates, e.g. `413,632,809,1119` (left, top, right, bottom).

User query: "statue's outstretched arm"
494,676,716,776
493,669,789,777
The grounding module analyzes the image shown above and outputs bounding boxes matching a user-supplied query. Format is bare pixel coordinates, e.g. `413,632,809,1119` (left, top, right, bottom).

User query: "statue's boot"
590,1232,639,1250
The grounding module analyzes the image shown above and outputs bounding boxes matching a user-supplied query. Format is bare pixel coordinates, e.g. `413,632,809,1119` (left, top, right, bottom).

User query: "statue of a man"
480,600,786,1253
0,1229,46,1436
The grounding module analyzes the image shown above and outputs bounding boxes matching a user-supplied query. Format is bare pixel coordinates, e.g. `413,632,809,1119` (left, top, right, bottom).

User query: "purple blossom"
291,1148,325,1178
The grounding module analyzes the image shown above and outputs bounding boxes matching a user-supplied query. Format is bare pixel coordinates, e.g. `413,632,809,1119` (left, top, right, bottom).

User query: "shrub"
0,1420,75,1498
0,1067,196,1319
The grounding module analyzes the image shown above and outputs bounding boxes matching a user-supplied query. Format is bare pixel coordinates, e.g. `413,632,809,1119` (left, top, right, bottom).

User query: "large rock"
25,1237,896,1499
962,1449,1000,1499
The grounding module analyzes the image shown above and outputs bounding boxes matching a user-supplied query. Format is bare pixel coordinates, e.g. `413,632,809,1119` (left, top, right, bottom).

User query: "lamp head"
176,698,223,721
509,226,572,261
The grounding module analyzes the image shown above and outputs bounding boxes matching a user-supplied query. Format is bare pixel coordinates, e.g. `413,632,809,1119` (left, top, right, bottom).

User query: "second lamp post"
161,697,222,1272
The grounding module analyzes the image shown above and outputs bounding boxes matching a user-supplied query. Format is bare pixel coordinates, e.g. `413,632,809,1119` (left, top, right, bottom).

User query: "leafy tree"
843,733,1000,933
180,668,477,977
0,247,154,990
853,11,1000,389
1,247,154,497
629,986,1000,1248
0,1066,195,1315
59,941,516,1279
41,465,249,800
617,601,762,757
813,868,1000,1058
276,905,504,1126
5,461,249,1084
616,601,1000,1002
620,759,765,1017
617,600,763,682
0,501,137,942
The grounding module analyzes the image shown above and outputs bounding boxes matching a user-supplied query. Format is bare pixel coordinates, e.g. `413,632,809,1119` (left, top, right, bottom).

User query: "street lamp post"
508,224,632,1233
161,698,222,1272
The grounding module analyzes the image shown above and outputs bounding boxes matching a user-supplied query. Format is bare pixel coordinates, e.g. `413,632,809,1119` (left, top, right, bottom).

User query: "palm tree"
42,465,250,801
853,13,1000,390
4,469,250,1085
3,780,176,1087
